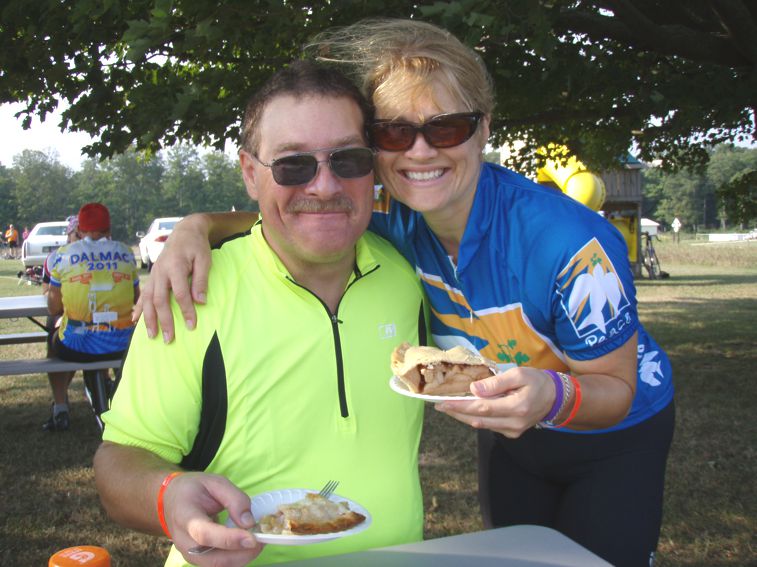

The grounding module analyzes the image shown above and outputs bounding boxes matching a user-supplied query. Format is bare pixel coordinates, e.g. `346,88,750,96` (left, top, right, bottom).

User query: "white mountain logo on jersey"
557,238,632,344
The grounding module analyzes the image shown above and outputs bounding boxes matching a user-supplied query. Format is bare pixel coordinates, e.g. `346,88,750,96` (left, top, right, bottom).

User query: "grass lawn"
0,238,755,566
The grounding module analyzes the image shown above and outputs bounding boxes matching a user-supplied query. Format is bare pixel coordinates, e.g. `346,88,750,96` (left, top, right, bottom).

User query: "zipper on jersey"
286,263,379,418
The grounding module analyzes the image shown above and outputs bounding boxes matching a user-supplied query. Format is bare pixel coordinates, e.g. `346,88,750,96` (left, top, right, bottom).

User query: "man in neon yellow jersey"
93,61,427,567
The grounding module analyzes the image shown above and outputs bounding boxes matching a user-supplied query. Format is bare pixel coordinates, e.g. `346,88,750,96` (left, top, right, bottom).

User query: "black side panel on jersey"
180,332,227,471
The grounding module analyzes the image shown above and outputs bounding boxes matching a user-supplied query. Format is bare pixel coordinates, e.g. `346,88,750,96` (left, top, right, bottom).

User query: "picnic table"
0,294,49,339
280,524,611,566
0,294,48,318
0,293,122,430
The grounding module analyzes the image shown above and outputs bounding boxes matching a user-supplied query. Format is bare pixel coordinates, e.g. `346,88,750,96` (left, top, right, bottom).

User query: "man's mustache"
287,196,354,214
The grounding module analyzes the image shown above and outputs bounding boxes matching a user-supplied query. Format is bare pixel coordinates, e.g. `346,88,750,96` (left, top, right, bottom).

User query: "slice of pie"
256,493,366,535
391,342,497,396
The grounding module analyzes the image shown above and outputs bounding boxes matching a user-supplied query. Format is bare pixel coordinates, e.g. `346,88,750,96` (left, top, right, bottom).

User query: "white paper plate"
389,375,479,402
226,488,372,545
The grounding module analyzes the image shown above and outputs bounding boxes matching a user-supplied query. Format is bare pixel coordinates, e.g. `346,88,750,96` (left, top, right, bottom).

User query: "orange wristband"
556,375,582,428
157,471,183,539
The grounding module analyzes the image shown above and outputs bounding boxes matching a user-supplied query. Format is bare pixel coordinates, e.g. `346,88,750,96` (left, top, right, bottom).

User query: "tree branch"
706,0,757,65
554,1,754,68
493,104,636,129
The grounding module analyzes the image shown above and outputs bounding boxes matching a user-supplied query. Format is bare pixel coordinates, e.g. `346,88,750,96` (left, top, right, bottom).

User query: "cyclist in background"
44,204,139,432
4,224,19,259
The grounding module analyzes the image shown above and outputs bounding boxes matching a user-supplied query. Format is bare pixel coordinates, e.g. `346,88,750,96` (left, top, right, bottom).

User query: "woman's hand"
434,366,555,438
133,212,258,342
133,215,214,342
435,336,637,437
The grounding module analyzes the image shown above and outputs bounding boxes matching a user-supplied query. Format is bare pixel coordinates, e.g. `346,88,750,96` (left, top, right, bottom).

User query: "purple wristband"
543,370,564,422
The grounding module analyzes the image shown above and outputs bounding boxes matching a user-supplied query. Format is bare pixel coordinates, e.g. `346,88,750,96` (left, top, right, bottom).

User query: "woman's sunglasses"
253,146,375,186
370,112,484,152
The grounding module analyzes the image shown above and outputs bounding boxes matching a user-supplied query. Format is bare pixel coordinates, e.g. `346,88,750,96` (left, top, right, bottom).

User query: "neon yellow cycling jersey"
104,225,428,566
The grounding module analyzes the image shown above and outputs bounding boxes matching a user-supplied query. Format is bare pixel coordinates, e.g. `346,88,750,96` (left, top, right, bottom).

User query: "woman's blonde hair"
308,18,494,119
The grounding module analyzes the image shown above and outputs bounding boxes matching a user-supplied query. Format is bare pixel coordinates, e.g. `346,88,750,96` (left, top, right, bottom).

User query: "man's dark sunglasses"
253,146,375,186
369,112,484,152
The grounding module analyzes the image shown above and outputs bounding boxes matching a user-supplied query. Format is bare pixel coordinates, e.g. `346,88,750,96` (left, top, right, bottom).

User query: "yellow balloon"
536,145,606,211
563,171,606,211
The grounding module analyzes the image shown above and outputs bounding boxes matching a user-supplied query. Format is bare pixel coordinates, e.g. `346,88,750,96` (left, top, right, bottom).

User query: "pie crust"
257,493,366,535
391,342,497,395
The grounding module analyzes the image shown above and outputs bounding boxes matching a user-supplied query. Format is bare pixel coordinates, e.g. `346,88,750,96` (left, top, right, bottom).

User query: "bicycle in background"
641,231,665,279
17,265,44,286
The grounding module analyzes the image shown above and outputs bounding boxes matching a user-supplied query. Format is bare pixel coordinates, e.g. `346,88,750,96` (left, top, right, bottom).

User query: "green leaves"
1,1,755,173
2,146,246,242
643,144,757,229
717,169,757,226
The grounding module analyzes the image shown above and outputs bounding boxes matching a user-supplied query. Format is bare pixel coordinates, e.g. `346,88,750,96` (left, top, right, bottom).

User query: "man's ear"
239,150,260,200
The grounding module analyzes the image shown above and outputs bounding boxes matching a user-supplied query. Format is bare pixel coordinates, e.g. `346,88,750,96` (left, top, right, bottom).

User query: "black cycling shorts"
478,401,675,567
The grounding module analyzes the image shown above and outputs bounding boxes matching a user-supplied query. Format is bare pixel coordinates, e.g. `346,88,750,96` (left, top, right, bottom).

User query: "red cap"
77,203,110,232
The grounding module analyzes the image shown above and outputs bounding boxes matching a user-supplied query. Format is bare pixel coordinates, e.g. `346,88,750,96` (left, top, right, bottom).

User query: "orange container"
49,546,111,567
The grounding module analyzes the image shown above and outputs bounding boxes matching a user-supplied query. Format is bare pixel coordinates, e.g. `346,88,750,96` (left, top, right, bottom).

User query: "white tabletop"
0,294,48,319
279,525,611,566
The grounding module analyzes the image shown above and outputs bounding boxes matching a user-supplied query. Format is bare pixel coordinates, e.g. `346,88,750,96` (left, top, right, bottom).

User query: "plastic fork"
318,480,339,499
187,480,340,556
